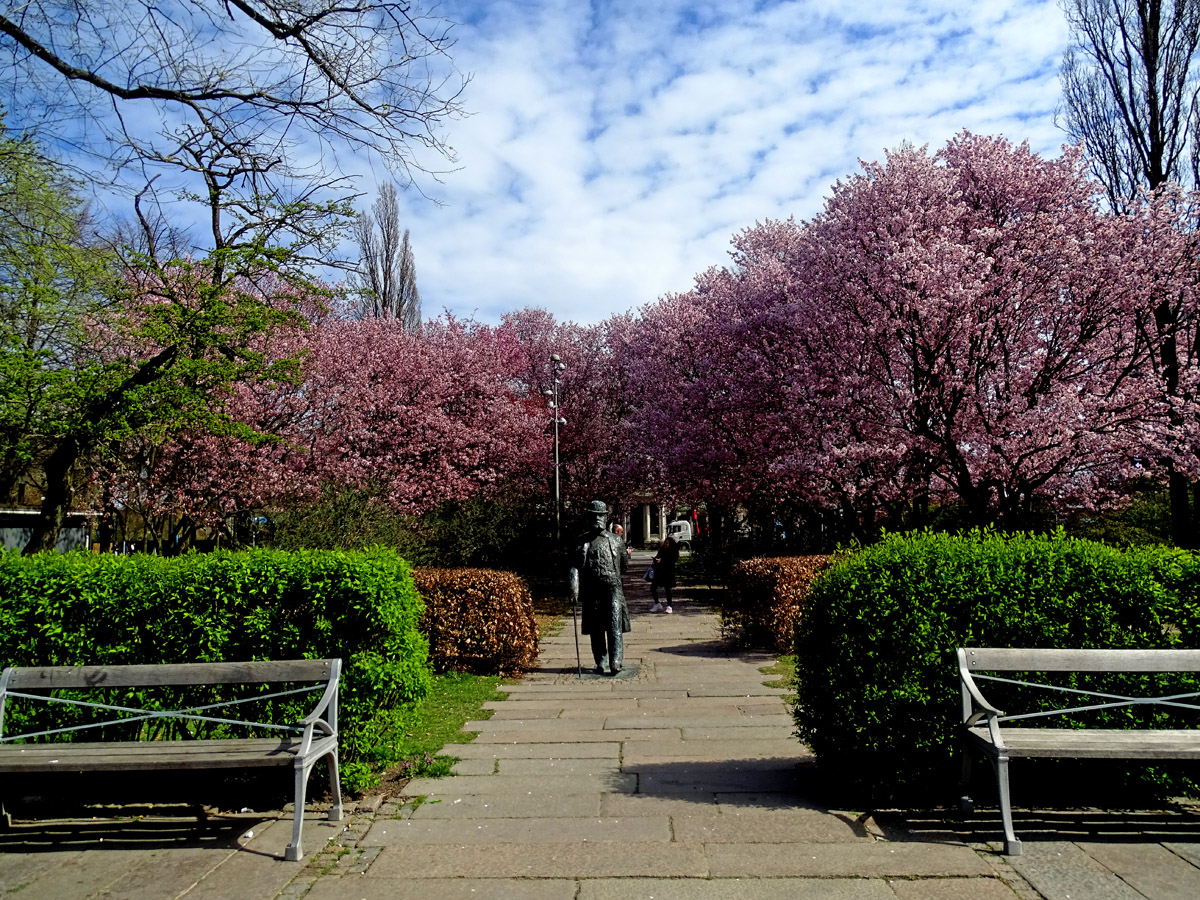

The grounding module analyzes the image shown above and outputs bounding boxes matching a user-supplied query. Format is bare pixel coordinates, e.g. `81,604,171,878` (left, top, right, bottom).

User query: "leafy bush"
0,548,431,793
722,556,832,651
794,529,1197,807
413,568,539,675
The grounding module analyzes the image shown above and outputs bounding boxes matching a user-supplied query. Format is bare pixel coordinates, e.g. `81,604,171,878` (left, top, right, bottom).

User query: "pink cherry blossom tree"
621,132,1178,534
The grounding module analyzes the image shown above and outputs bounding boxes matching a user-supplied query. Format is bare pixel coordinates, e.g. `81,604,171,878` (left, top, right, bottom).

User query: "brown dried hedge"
722,556,833,652
413,568,539,675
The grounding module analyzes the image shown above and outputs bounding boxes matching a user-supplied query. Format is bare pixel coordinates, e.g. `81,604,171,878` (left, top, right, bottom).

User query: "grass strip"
387,671,509,779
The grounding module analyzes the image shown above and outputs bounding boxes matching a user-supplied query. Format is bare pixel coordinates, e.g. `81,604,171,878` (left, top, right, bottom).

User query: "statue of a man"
569,500,630,675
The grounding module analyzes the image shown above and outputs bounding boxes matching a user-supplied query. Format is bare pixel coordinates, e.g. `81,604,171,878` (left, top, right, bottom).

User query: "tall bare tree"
1060,0,1200,208
1059,0,1200,547
351,182,421,330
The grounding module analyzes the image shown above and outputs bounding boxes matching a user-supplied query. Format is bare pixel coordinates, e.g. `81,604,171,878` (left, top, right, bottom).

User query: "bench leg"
286,759,311,862
960,746,974,814
326,752,343,823
991,753,1022,856
286,751,342,861
0,797,10,830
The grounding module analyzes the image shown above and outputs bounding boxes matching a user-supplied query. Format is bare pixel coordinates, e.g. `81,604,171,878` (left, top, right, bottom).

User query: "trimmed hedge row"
722,556,832,651
413,568,539,675
0,548,431,793
794,529,1200,806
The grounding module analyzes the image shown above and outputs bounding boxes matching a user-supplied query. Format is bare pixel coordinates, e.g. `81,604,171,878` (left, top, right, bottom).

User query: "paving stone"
472,728,681,743
499,685,618,695
367,841,709,878
680,726,799,741
600,794,721,816
449,758,496,775
464,717,607,732
399,792,601,819
705,842,992,877
485,707,568,719
449,742,621,759
688,686,790,697
622,740,806,763
0,848,143,900
635,697,781,712
671,810,865,843
636,761,803,794
484,699,638,712
88,847,231,900
1082,841,1200,900
184,816,343,900
604,715,794,730
1164,841,1200,868
887,877,1023,899
498,758,624,776
404,773,637,795
0,848,85,895
361,815,669,845
578,877,899,900
716,792,828,812
303,876,578,900
1004,841,1146,900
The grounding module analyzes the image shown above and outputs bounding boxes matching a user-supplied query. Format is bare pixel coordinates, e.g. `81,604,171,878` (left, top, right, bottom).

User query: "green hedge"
0,548,431,793
794,528,1199,807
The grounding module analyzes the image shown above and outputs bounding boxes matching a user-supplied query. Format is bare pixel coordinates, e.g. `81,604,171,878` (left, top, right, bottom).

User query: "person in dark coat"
649,535,680,614
569,501,631,675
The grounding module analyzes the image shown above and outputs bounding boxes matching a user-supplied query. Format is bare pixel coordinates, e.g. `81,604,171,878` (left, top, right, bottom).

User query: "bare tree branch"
1058,0,1200,208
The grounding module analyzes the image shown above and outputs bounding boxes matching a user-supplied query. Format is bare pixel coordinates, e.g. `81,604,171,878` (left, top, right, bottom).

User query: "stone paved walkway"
4,551,1200,899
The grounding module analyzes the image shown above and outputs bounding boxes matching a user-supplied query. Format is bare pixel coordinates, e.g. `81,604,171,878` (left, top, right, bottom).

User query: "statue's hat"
588,500,608,514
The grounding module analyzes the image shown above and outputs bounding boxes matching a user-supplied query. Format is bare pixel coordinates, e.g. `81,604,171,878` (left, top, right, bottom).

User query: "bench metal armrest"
296,660,340,757
957,648,1004,721
298,660,340,722
0,667,12,739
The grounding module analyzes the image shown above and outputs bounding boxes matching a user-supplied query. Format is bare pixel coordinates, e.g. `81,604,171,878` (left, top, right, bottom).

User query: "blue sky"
383,0,1070,325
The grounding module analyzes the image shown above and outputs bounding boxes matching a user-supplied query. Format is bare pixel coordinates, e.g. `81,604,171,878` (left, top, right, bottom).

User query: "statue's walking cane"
571,592,582,679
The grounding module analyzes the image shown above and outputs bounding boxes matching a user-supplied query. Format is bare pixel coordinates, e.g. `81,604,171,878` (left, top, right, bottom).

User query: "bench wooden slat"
0,737,344,771
961,648,1200,673
966,726,1200,759
5,660,336,689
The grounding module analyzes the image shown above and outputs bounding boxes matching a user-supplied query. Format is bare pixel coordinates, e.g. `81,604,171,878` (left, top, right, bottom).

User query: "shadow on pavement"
623,756,834,807
0,811,261,853
875,806,1200,846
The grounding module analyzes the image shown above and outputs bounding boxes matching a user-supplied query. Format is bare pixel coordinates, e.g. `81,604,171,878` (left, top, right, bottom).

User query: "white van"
666,520,694,551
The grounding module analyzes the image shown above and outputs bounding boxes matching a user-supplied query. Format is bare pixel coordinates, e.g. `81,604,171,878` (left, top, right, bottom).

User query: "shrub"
723,556,832,651
0,548,431,793
413,568,539,675
794,529,1197,807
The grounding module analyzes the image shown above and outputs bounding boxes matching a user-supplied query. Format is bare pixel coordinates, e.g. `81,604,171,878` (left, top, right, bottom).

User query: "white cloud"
379,0,1073,325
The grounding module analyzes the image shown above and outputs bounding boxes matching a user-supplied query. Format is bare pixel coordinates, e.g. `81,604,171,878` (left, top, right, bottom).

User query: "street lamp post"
545,354,567,543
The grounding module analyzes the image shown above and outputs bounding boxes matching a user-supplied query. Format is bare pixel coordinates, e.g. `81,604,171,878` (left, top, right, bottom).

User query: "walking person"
569,501,631,675
612,523,633,559
649,535,680,614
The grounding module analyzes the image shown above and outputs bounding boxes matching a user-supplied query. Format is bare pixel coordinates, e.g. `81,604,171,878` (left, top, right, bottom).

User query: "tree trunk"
1170,468,1195,548
23,437,79,554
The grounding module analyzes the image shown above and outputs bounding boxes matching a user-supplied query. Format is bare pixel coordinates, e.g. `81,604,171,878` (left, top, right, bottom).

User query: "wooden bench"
957,647,1200,855
0,659,343,861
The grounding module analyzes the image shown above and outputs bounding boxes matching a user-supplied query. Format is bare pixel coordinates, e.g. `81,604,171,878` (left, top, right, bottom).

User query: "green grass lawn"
761,654,797,697
386,671,510,780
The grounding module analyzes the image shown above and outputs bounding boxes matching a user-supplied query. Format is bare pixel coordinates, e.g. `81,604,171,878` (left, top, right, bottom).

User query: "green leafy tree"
0,122,314,553
0,120,120,512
